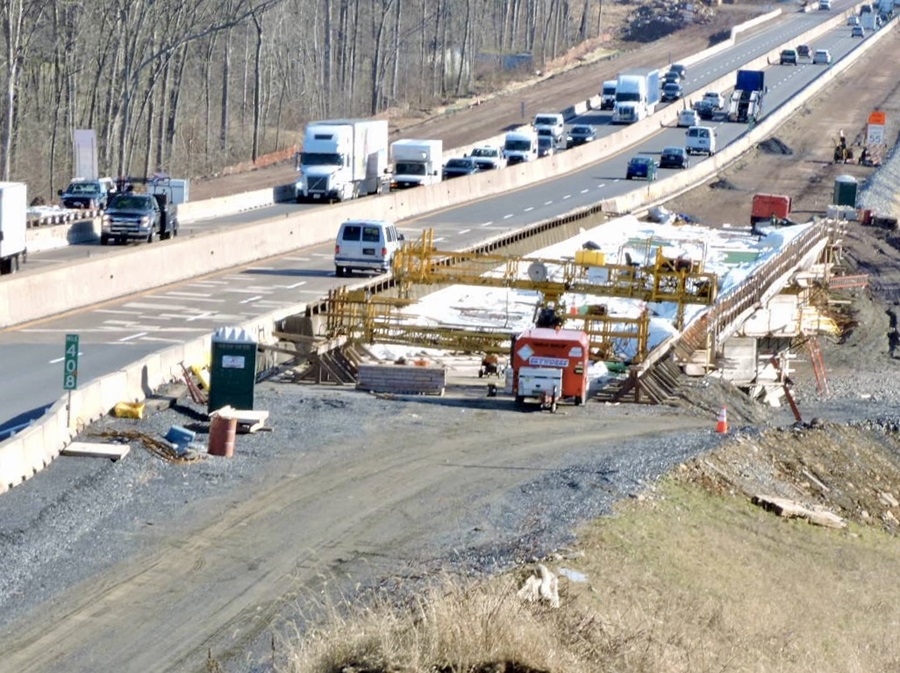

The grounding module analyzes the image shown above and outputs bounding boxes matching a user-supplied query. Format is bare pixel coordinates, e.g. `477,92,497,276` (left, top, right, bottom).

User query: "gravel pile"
858,138,900,218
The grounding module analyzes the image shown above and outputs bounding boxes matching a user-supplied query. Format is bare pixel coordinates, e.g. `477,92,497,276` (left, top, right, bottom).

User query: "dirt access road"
0,387,720,673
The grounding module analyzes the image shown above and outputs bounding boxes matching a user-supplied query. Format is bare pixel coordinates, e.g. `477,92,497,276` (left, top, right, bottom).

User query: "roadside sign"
867,123,885,145
868,110,886,126
64,334,79,390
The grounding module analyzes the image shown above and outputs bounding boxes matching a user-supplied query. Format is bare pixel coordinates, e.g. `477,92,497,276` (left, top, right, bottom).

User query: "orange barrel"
208,415,237,457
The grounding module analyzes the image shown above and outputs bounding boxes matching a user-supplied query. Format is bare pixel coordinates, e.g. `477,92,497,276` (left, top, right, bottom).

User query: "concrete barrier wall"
0,6,884,491
26,218,101,252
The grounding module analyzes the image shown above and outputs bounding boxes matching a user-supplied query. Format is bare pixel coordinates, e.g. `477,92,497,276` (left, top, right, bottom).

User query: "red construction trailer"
512,327,591,410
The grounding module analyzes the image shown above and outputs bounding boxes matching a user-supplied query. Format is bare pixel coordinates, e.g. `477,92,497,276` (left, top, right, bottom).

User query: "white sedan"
813,49,832,65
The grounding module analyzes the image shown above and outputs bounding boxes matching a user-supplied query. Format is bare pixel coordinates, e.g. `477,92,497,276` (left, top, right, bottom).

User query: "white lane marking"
284,281,307,289
434,237,445,242
187,311,215,322
240,295,263,304
248,266,276,271
613,178,621,183
562,194,571,200
284,257,311,262
580,188,589,194
224,288,269,294
49,352,82,364
598,183,606,188
166,291,212,298
119,332,148,342
544,201,553,206
458,229,471,235
311,252,333,258
524,207,534,212
503,214,514,219
96,309,142,316
481,221,493,227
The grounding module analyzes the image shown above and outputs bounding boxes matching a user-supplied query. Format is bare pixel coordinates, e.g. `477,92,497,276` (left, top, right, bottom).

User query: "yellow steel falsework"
324,287,652,363
392,229,717,328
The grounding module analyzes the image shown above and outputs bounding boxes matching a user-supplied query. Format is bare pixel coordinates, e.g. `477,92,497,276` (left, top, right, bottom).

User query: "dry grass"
279,457,900,673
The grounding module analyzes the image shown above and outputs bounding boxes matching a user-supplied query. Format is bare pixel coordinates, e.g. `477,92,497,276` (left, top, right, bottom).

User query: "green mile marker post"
64,334,79,427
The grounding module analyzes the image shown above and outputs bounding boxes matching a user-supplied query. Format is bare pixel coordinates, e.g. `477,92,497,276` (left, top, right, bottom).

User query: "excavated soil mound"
758,137,793,155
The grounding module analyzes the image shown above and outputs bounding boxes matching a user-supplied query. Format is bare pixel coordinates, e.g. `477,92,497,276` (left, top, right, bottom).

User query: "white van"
334,219,404,277
532,113,565,141
685,125,717,156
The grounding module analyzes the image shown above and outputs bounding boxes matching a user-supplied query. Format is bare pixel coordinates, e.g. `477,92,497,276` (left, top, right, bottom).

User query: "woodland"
1,0,606,198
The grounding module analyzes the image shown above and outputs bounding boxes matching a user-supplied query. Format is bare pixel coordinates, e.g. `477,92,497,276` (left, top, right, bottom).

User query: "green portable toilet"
833,175,858,207
208,327,257,413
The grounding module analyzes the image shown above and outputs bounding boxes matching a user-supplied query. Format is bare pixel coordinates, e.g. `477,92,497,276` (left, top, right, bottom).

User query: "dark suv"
101,192,177,244
780,48,798,65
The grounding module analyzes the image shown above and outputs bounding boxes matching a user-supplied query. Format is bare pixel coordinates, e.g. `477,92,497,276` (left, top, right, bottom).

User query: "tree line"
1,0,603,200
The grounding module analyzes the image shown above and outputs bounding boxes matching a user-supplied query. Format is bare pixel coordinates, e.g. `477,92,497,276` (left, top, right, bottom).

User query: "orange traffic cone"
716,406,728,434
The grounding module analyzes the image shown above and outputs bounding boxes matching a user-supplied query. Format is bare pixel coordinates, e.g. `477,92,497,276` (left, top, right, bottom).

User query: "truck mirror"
398,233,405,241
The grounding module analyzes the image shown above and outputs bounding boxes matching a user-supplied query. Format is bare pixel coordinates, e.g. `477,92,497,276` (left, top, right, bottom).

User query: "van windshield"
505,140,531,151
617,92,640,102
395,161,425,175
602,85,616,95
534,117,557,125
301,152,342,166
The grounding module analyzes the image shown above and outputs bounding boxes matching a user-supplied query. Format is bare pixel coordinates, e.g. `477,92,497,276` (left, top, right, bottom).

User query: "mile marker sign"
64,334,79,390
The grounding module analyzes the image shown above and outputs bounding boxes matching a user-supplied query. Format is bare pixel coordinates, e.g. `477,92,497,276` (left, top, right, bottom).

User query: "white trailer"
295,119,389,202
0,182,27,275
390,139,442,189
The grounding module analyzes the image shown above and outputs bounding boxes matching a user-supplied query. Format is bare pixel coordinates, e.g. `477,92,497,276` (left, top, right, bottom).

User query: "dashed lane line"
119,332,148,342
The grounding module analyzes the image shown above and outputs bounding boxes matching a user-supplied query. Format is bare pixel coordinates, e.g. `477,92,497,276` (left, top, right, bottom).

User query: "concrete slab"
62,441,131,461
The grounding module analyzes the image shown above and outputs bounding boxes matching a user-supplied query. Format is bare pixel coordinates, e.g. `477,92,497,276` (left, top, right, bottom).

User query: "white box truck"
390,139,442,189
612,68,661,124
0,182,27,275
295,119,389,202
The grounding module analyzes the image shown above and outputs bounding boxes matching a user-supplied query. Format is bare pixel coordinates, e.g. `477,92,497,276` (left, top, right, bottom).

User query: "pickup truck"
101,192,178,245
468,145,507,170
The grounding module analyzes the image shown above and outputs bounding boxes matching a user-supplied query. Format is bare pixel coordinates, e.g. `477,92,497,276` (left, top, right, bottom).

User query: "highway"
22,0,856,266
0,2,874,437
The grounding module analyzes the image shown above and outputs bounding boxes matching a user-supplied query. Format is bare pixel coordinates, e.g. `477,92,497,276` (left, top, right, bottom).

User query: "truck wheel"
296,195,303,204
100,234,109,246
335,265,346,277
515,395,525,406
575,395,584,406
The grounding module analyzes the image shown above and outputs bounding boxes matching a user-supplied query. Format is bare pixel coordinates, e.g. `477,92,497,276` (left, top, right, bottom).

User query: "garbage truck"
295,119,389,203
390,139,443,189
0,182,27,275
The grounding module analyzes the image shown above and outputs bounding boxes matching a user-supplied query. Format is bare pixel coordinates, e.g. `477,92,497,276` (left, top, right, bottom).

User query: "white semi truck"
389,139,442,189
612,68,661,124
0,182,27,275
295,119,389,203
